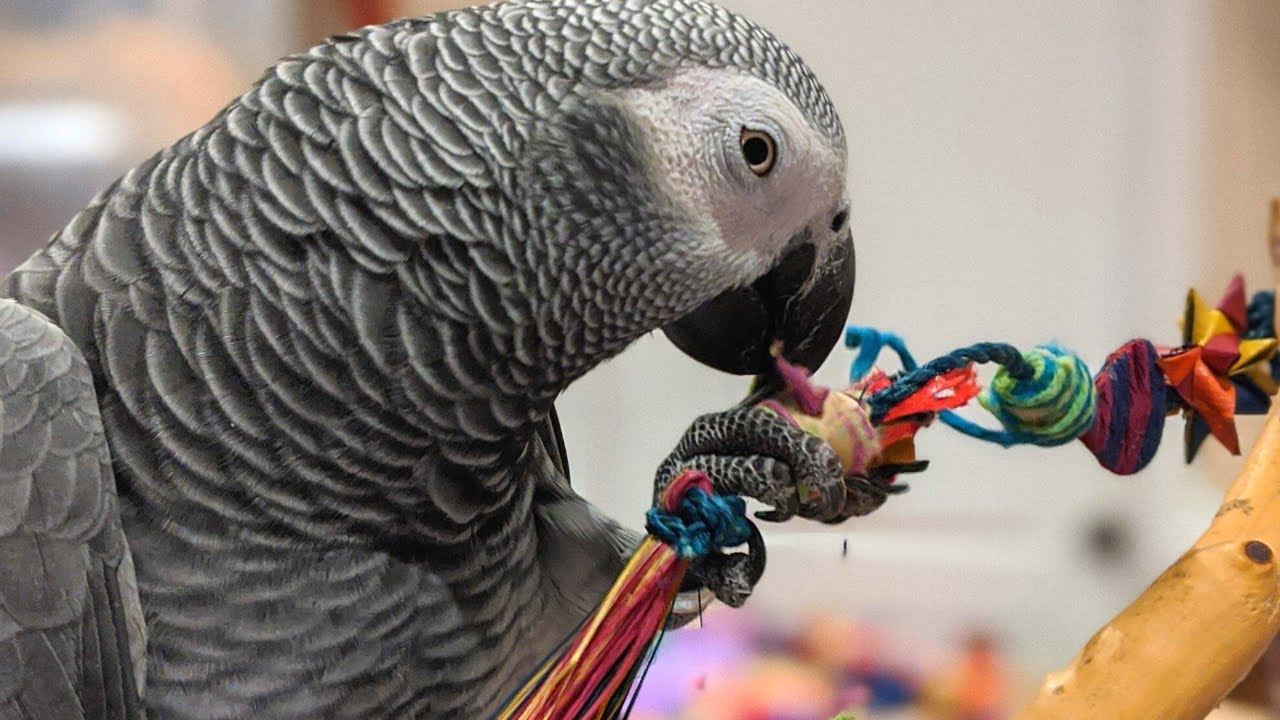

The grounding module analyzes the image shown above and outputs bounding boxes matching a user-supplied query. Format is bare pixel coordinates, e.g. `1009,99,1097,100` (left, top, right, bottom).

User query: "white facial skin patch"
612,66,849,290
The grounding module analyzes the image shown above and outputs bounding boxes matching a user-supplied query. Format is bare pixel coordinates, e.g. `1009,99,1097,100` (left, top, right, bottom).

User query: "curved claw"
686,522,767,609
835,475,891,520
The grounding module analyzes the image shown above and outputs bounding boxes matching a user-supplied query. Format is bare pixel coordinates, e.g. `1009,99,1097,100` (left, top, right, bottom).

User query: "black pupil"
742,136,771,167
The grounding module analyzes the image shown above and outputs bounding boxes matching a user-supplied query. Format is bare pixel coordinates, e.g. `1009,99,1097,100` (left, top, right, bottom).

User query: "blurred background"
1,1,1278,718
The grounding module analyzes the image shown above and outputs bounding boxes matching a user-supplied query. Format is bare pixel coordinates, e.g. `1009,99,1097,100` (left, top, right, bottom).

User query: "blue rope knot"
645,487,752,559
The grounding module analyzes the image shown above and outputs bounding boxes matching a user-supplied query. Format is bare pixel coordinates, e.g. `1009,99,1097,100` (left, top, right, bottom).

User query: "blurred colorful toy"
922,633,1009,720
622,605,1018,720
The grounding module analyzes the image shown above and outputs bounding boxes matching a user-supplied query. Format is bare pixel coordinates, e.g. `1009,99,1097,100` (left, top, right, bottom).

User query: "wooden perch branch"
1017,413,1280,719
1017,198,1280,720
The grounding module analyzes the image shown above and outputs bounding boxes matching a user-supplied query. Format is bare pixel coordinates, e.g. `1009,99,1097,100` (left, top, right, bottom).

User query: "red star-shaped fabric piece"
1216,273,1247,330
1200,333,1241,376
1158,347,1240,454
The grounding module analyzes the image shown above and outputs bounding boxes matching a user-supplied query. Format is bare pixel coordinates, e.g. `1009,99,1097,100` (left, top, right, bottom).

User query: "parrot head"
637,67,854,377
258,0,856,402
524,0,855,379
513,0,855,384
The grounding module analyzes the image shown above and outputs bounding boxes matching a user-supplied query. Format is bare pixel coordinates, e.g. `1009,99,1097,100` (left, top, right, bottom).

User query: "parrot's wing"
537,405,571,484
0,299,144,720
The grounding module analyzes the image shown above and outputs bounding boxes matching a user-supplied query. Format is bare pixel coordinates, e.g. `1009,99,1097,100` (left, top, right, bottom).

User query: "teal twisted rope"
645,487,752,559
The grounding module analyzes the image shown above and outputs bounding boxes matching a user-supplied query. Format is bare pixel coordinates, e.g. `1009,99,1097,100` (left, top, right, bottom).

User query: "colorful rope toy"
497,274,1280,720
847,273,1280,474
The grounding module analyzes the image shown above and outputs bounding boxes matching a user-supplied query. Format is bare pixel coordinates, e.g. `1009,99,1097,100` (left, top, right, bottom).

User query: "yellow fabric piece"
1243,363,1280,396
1187,289,1236,347
1180,287,1279,380
1231,337,1279,376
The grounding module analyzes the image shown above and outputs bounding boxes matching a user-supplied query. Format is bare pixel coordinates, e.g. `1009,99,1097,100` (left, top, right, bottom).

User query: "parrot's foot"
655,406,858,523
655,406,883,609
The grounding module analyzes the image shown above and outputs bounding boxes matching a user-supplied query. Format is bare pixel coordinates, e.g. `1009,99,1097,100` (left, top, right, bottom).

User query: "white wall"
559,0,1245,674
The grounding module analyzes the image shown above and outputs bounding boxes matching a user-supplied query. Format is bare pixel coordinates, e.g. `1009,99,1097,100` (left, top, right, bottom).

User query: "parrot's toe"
656,407,853,525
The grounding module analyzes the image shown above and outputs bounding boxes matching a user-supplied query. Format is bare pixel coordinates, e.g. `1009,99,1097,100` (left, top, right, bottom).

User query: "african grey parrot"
0,0,877,716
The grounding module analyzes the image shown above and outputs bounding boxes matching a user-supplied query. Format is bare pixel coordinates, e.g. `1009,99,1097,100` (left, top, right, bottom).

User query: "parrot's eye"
740,128,777,177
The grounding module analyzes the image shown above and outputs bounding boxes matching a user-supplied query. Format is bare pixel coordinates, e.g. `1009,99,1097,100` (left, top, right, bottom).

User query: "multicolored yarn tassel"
496,470,751,720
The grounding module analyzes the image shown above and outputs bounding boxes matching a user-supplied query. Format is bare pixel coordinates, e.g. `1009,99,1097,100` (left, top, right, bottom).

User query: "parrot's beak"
663,231,855,375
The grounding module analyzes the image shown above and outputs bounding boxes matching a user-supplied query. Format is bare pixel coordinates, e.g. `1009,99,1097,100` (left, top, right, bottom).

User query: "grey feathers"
0,1,842,717
0,299,142,719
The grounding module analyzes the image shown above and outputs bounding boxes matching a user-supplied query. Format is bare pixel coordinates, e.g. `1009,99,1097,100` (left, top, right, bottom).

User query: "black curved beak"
663,231,856,376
